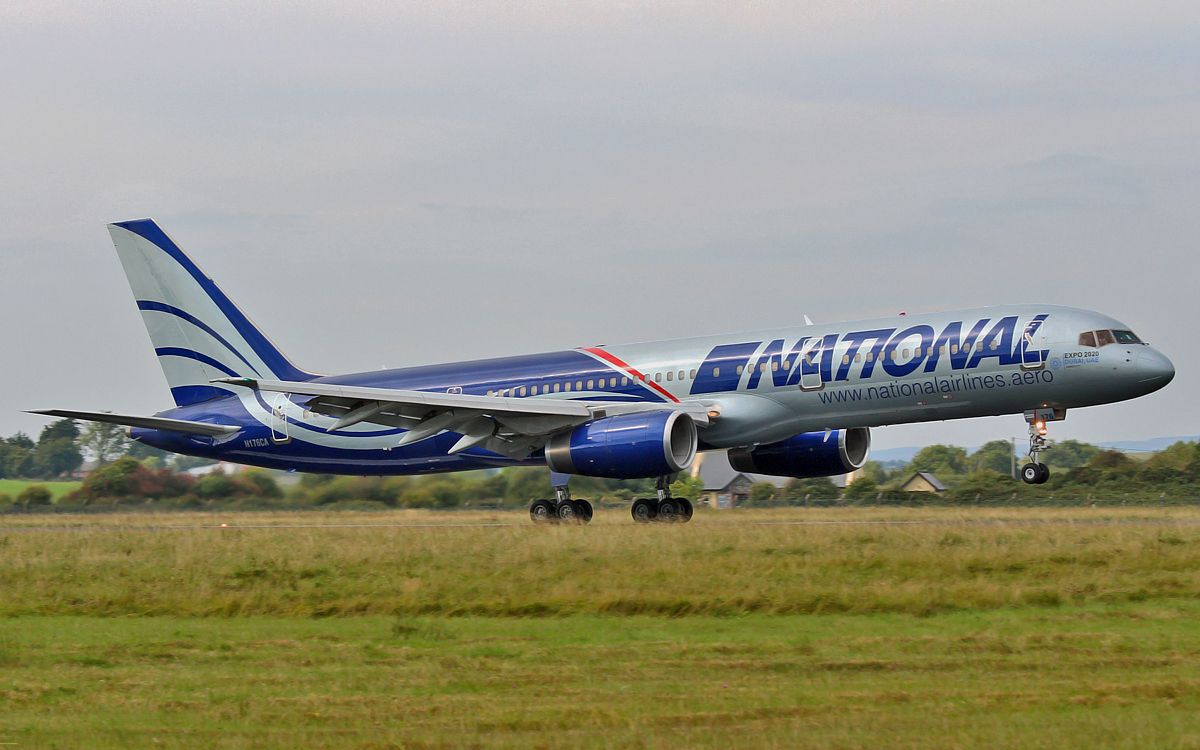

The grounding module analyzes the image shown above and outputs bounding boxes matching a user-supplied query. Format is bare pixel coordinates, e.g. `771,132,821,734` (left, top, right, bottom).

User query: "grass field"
2,507,1200,748
0,478,80,501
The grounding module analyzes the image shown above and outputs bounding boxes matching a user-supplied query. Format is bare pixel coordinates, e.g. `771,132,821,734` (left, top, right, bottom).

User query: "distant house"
899,471,946,494
690,452,789,509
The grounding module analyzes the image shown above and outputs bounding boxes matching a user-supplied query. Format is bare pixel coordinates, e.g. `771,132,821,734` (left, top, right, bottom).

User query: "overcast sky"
2,1,1197,451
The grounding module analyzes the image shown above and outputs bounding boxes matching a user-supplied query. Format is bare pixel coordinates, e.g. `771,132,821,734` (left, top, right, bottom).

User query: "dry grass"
2,507,1199,618
3,508,1200,748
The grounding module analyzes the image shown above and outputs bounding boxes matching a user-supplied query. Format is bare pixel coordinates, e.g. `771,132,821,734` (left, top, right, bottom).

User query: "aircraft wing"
215,377,711,457
27,409,241,437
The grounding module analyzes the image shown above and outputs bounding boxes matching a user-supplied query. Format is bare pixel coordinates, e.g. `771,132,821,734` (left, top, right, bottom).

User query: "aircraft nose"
1136,348,1175,386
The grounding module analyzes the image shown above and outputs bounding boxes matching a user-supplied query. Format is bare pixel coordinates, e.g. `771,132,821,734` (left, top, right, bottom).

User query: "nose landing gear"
1020,408,1062,485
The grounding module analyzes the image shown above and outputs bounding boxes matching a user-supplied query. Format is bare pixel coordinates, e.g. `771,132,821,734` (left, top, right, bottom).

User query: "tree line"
1,418,1198,510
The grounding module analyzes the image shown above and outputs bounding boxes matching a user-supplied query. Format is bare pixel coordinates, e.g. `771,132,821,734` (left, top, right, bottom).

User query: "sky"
1,1,1198,451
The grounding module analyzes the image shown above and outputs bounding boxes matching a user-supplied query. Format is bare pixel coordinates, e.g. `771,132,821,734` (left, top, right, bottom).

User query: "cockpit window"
1078,331,1097,348
1095,329,1116,347
1112,330,1142,344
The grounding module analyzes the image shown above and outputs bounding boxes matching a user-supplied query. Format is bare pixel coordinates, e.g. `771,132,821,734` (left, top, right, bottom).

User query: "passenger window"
1113,330,1141,344
712,367,720,378
666,371,674,381
854,353,862,363
689,369,697,379
865,352,873,362
518,386,527,397
587,379,594,389
1078,331,1097,348
486,390,494,397
1096,330,1116,347
950,344,959,354
554,383,561,393
914,348,922,358
621,377,629,386
902,349,910,359
842,355,850,365
610,377,617,387
677,370,685,381
736,365,744,375
989,341,998,351
783,359,792,370
655,373,663,383
575,381,583,390
531,385,538,395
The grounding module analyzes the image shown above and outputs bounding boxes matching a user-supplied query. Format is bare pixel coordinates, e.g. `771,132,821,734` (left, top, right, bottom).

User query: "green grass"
2,608,1199,748
0,478,81,501
2,508,1200,748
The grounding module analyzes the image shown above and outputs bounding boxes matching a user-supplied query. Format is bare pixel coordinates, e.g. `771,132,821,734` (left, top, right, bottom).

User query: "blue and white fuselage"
35,220,1175,490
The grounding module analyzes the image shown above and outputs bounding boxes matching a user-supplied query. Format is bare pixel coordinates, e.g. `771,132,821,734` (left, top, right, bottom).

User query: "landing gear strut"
529,481,592,524
1020,410,1057,485
631,476,693,524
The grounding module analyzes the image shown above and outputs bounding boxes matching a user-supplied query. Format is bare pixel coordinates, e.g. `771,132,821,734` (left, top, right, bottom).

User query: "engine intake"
728,428,871,478
545,411,698,479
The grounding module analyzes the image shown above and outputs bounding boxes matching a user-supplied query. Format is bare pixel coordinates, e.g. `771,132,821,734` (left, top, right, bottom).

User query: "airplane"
31,219,1175,524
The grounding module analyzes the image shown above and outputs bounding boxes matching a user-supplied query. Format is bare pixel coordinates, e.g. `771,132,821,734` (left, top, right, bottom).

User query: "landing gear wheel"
556,500,580,523
573,499,593,524
656,498,681,523
530,499,556,523
1021,464,1051,485
677,498,693,523
631,498,656,523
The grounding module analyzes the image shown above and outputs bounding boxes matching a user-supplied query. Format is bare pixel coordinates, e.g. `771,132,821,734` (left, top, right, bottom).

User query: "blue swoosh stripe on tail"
138,300,261,376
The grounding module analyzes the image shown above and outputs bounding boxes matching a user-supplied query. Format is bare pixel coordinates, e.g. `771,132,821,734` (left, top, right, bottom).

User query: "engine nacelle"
727,427,871,478
545,411,698,479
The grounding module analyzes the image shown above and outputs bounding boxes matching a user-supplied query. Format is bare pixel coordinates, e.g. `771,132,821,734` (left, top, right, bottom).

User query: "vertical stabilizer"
107,219,315,406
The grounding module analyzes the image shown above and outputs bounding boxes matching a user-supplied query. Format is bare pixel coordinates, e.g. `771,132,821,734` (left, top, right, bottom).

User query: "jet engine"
727,427,871,478
545,411,698,479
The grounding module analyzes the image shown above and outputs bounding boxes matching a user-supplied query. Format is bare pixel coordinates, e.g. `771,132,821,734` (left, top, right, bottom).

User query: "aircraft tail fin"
107,219,316,407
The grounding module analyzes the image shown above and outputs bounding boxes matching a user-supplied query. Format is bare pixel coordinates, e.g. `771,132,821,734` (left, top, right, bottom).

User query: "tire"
1021,464,1041,484
529,499,556,523
556,500,580,523
678,497,694,523
656,498,680,523
1035,463,1051,484
573,499,594,524
631,498,656,523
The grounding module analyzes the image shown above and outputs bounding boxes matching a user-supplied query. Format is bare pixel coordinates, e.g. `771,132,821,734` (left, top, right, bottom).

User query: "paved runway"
3,514,1199,532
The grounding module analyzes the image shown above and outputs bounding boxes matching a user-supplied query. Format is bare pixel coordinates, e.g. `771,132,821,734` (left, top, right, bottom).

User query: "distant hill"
1096,436,1200,453
870,436,1199,465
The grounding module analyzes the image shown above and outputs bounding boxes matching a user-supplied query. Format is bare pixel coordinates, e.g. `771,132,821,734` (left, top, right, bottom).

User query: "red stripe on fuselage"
580,346,680,403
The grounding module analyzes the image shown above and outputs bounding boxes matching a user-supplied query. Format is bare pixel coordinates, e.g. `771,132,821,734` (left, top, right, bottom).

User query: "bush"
18,485,52,508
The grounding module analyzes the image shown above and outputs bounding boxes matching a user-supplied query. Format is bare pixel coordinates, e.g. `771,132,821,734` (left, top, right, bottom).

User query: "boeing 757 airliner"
32,220,1175,523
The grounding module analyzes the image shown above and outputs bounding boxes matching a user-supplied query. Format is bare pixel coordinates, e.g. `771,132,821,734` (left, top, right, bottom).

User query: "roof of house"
902,471,946,491
692,452,789,492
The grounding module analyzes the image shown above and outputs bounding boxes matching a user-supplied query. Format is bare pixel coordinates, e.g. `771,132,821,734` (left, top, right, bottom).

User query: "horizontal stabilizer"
27,409,240,438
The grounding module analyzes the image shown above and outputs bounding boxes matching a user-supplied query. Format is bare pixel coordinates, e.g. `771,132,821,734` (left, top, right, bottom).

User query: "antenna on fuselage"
803,315,814,326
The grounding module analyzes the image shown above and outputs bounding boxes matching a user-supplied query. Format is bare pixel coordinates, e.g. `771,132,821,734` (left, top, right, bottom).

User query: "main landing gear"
529,484,593,525
1020,410,1056,485
631,476,694,524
